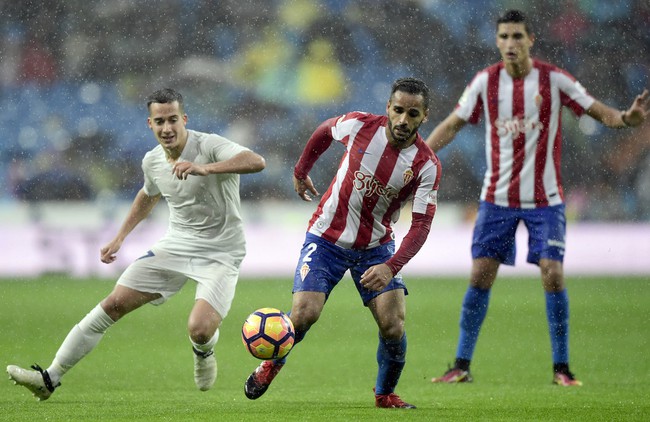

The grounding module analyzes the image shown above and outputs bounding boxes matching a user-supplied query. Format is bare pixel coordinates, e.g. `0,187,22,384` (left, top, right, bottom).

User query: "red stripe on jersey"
552,121,564,202
320,155,357,243
551,101,565,203
485,64,501,204
507,77,526,207
534,65,552,206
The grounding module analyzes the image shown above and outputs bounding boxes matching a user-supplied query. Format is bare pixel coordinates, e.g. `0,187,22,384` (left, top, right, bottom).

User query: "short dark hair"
391,77,430,110
146,88,184,112
496,9,532,35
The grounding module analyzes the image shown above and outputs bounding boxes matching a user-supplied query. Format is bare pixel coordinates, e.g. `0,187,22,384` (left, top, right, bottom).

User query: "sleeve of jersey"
141,155,160,197
294,117,337,180
384,212,433,275
385,156,441,275
455,72,485,124
556,71,595,116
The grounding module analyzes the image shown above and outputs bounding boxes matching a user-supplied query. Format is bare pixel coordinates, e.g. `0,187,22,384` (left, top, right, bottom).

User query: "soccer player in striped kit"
244,78,442,408
428,10,649,386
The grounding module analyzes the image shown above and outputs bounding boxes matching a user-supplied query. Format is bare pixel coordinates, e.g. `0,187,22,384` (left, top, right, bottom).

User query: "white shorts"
116,247,241,319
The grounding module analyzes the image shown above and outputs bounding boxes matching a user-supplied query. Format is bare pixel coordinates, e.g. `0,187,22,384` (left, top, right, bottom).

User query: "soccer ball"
241,307,295,360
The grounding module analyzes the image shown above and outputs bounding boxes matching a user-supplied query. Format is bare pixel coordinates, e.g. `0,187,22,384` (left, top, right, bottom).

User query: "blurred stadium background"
1,0,649,278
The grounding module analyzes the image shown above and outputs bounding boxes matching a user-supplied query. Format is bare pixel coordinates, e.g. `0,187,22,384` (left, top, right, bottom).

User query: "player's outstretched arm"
425,112,466,153
100,189,161,263
587,89,649,128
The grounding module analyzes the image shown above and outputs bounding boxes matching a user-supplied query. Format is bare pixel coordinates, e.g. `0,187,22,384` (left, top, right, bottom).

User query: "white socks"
46,304,115,385
191,329,219,356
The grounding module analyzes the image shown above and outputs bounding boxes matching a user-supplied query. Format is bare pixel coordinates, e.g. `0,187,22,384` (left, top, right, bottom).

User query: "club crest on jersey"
403,168,414,185
353,171,398,200
535,93,543,108
300,263,310,281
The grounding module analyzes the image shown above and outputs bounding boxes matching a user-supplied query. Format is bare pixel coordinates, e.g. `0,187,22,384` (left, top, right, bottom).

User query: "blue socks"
375,333,407,395
456,286,491,361
452,287,570,368
275,312,306,365
545,289,569,364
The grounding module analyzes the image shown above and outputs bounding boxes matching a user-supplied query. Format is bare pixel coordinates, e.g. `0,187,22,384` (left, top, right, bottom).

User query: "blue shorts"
292,233,408,306
471,201,566,266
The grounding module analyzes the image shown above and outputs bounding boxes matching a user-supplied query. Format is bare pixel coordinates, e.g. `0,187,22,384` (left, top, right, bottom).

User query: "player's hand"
172,161,207,179
625,89,650,126
360,263,394,292
293,175,319,202
100,238,123,264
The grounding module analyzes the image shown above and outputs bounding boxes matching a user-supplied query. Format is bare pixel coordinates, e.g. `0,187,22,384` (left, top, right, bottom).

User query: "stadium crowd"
1,0,649,220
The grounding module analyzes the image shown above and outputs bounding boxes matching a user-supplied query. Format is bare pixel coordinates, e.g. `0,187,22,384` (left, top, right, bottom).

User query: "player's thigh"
471,201,519,265
523,204,566,265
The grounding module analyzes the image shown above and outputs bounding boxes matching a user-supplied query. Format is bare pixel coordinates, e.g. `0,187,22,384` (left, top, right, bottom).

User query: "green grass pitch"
1,275,648,421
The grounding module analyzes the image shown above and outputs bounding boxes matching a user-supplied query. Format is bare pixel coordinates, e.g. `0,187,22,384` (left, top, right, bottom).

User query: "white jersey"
455,59,595,208
142,129,250,262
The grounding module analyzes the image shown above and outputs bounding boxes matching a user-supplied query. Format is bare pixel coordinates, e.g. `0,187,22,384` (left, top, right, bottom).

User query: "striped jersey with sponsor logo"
306,112,441,249
455,59,595,208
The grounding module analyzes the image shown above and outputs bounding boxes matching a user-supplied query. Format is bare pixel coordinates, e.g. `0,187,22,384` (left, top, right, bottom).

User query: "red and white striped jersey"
455,59,595,208
302,112,441,250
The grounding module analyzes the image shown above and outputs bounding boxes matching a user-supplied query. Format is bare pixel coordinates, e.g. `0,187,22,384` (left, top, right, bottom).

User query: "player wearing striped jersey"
244,78,441,408
7,89,266,400
428,10,649,387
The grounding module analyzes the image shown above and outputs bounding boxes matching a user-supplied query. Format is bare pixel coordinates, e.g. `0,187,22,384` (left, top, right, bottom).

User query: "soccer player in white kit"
244,78,442,408
7,88,266,400
427,10,649,386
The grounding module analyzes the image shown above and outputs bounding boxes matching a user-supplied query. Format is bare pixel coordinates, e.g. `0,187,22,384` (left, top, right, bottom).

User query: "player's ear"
147,117,152,129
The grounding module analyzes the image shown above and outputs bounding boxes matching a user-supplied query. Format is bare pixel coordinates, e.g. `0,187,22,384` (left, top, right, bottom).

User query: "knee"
290,302,321,332
469,258,499,289
188,311,220,344
188,320,216,344
378,315,405,341
100,297,128,322
540,261,564,292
